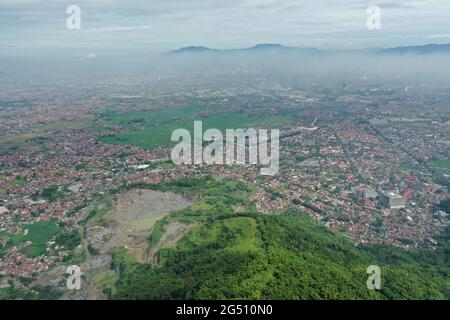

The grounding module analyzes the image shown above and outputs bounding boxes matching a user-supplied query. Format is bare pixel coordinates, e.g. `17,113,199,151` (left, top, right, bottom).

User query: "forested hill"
112,177,449,300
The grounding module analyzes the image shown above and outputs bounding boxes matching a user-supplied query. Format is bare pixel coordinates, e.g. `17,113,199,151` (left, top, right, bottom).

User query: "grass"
175,216,260,253
98,105,206,128
99,106,292,150
428,159,450,173
9,221,58,246
222,217,260,252
93,270,118,287
112,247,139,265
40,187,64,201
0,231,9,239
20,243,48,258
38,120,92,132
0,133,40,154
0,188,7,197
129,216,163,231
81,198,113,226
398,162,419,171
1,221,59,258
0,120,93,154
11,177,28,186
158,161,174,170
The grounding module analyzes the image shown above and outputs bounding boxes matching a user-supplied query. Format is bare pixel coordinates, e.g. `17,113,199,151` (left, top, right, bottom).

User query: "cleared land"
93,189,193,261
78,189,194,299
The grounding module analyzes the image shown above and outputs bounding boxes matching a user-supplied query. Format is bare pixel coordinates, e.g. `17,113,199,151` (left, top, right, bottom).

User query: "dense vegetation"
0,282,63,300
112,176,450,300
438,198,450,214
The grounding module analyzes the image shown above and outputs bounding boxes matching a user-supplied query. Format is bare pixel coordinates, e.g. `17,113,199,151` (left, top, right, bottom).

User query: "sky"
1,0,450,57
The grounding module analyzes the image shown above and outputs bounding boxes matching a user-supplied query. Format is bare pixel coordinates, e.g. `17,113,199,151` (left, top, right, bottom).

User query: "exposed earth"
101,189,193,261
65,189,193,299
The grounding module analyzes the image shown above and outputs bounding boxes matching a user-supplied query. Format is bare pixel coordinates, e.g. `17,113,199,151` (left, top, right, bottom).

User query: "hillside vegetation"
112,176,450,300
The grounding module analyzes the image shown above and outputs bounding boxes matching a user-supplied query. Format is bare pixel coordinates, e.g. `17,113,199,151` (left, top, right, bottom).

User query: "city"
0,71,448,298
0,0,449,304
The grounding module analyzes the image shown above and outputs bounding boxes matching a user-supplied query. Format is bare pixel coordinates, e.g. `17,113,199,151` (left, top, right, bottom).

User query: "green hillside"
112,177,450,300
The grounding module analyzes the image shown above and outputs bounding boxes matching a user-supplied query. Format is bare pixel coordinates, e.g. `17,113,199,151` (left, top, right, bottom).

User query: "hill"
112,177,450,300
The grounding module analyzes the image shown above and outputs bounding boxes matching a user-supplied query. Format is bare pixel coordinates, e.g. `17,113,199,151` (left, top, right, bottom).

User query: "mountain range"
168,43,450,55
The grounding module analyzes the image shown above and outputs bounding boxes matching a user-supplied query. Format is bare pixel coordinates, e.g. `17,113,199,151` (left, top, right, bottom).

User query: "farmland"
429,159,450,174
0,220,59,258
99,106,291,150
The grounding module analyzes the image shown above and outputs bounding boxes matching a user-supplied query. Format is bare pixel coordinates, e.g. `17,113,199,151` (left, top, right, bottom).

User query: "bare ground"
102,189,192,261
79,189,193,299
146,221,196,264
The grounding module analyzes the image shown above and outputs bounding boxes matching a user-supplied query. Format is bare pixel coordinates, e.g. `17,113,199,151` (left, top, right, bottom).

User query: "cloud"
352,1,417,10
85,52,96,59
426,34,450,39
1,0,450,55
87,25,152,33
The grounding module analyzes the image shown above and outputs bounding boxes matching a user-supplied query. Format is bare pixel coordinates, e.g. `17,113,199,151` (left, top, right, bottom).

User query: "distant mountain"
244,43,294,51
167,43,319,55
248,43,288,50
168,46,218,54
244,43,321,55
376,43,450,55
167,43,450,56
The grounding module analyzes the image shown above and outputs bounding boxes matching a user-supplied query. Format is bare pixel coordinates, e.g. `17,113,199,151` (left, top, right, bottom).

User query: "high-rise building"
353,185,378,199
382,192,405,209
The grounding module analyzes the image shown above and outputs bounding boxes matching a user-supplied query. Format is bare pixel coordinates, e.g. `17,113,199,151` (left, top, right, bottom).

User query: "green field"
158,161,175,170
428,159,450,173
99,106,291,150
11,177,28,186
398,162,419,171
0,120,93,154
0,221,59,258
98,105,206,127
0,105,291,153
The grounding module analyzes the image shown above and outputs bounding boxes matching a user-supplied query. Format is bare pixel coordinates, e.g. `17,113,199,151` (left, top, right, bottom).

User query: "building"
382,192,405,209
353,185,378,199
